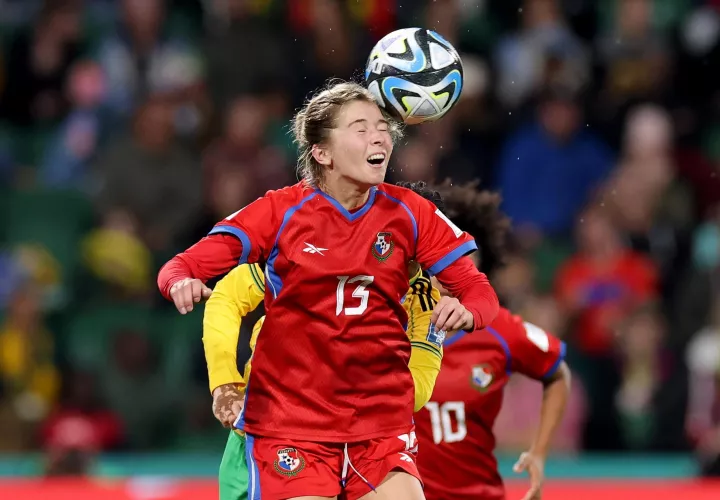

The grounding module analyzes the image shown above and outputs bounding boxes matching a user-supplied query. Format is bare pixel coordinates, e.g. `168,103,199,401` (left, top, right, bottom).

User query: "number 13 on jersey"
336,275,374,316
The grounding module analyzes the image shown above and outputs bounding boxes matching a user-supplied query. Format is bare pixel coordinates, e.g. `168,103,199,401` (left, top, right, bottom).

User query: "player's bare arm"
212,384,245,429
514,361,571,500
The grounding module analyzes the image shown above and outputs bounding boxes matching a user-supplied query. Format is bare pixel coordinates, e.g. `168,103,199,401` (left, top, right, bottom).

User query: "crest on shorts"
273,447,306,477
372,232,394,262
470,364,494,392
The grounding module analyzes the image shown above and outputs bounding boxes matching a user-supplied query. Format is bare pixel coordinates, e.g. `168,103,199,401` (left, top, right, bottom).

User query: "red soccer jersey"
415,307,566,500
212,182,478,442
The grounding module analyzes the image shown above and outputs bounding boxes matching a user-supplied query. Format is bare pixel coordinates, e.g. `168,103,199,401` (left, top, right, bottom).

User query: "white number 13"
336,275,374,316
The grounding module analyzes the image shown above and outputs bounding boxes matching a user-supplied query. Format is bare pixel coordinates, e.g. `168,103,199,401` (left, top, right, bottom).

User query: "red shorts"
245,429,422,500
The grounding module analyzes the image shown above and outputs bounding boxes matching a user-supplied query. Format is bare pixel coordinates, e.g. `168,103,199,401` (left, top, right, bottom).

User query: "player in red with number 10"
157,82,500,500
400,181,571,500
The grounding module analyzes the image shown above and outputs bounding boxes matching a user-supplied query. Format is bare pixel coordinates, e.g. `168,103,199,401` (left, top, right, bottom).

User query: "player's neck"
322,179,371,211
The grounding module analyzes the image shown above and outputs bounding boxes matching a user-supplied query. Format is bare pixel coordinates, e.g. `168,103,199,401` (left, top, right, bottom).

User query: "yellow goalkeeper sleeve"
202,263,265,393
404,268,443,412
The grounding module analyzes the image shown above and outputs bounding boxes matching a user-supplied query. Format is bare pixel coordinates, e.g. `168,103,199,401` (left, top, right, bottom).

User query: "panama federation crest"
273,447,306,477
372,232,394,262
470,364,494,392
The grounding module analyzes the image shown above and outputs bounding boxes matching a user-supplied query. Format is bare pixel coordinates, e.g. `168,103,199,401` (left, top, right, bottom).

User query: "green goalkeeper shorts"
219,431,249,500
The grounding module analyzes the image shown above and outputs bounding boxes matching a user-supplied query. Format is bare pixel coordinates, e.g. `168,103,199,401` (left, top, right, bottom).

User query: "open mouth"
367,152,386,167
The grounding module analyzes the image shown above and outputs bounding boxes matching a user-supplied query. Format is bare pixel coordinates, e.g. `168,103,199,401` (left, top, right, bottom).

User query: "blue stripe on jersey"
234,377,250,432
487,326,512,375
376,190,418,244
427,240,478,276
315,186,377,221
209,225,252,264
245,434,262,500
266,192,318,298
443,329,470,348
543,341,567,380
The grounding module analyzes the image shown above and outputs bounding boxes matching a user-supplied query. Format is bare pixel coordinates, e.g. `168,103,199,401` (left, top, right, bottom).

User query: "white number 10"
425,401,467,444
336,275,374,316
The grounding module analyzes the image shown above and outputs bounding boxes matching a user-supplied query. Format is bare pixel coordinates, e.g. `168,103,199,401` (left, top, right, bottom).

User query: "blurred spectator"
0,1,83,127
93,98,202,252
102,330,175,449
496,87,614,237
492,254,538,313
556,206,659,356
81,208,152,297
96,0,207,133
202,95,290,218
495,0,589,109
615,306,667,449
595,0,671,119
602,105,695,291
41,369,123,453
676,128,720,220
0,285,59,437
686,294,720,475
39,60,107,189
555,206,659,449
287,0,355,95
204,0,292,108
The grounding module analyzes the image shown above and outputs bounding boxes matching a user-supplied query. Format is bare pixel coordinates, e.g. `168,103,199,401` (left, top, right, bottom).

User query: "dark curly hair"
396,180,511,276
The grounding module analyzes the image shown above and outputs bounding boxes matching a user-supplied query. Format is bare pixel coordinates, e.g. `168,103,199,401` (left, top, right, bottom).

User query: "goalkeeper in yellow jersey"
203,261,443,500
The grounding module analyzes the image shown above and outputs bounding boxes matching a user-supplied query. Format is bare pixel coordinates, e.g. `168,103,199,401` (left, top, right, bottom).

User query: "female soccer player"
157,81,499,500
401,181,571,500
204,261,443,500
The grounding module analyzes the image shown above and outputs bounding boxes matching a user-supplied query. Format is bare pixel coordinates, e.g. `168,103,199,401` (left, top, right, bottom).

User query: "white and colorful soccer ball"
365,28,464,125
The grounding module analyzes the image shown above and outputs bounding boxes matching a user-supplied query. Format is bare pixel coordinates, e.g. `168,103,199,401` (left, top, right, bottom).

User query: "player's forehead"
336,99,386,128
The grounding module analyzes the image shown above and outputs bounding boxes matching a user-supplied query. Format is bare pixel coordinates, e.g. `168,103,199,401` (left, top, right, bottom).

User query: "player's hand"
212,384,245,429
431,296,474,332
169,278,212,314
513,451,545,500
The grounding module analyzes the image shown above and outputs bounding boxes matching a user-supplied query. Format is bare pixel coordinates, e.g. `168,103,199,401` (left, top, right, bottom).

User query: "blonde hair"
291,80,403,186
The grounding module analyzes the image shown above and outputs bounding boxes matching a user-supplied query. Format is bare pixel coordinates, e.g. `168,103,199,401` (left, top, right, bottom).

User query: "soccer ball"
365,28,464,125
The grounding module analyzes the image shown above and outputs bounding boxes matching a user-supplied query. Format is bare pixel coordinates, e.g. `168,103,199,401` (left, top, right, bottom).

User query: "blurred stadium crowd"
1,0,720,477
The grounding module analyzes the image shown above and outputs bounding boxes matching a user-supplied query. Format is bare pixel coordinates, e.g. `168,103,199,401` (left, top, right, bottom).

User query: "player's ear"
311,144,332,166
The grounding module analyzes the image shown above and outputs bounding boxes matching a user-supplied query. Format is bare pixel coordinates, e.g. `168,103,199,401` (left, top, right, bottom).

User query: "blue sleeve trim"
543,341,567,380
209,225,252,264
427,240,478,277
